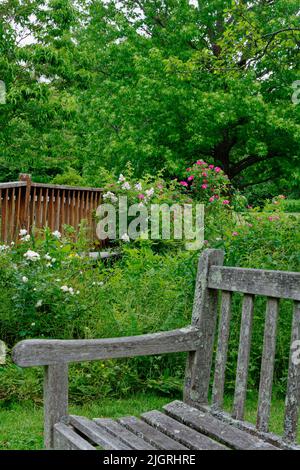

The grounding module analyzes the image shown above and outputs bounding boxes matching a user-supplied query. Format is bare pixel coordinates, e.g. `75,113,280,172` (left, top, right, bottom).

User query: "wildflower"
52,230,61,239
232,232,239,236
0,245,9,252
201,184,208,189
21,234,31,242
69,287,74,295
11,241,15,246
103,191,118,203
22,276,28,283
44,253,52,261
19,229,27,237
222,200,230,205
24,250,40,262
145,188,154,198
76,290,80,295
121,233,130,242
36,300,43,308
61,285,69,292
179,181,188,187
118,174,126,183
122,182,131,190
135,182,142,191
187,175,194,181
31,322,35,327
137,193,145,200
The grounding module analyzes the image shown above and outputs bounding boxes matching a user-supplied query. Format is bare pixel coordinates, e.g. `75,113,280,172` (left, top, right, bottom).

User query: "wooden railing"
0,174,103,243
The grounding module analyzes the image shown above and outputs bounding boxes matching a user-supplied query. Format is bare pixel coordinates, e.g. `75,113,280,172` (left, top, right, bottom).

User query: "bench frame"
12,249,300,450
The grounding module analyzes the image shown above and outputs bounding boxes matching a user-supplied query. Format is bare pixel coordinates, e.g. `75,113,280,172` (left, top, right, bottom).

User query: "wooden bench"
12,249,300,450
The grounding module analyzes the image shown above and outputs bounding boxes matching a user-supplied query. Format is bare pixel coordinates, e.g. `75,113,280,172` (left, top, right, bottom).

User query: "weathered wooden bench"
12,249,300,450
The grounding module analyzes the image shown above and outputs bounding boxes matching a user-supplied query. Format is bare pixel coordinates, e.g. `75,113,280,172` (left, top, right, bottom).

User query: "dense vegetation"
0,0,299,203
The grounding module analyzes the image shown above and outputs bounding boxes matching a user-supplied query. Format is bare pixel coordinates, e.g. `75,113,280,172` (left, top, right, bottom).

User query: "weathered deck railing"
0,174,103,243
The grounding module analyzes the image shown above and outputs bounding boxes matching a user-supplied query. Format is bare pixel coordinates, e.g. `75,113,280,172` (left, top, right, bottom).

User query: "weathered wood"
94,418,155,450
164,401,278,450
69,415,131,450
31,182,103,192
184,249,224,405
212,290,232,409
142,410,228,450
284,301,300,443
53,423,95,450
257,298,279,432
232,294,255,420
44,363,68,449
118,416,188,450
0,181,26,189
208,266,300,301
12,327,200,367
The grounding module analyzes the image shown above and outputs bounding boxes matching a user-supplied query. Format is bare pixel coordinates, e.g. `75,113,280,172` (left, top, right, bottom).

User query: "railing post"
19,174,32,232
44,363,69,449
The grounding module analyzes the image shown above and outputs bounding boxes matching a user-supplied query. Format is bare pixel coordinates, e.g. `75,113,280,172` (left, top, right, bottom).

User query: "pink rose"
196,160,204,165
180,181,188,187
186,167,191,172
201,184,207,189
202,172,208,177
187,175,194,181
222,200,230,205
215,167,221,173
209,196,215,202
209,164,214,169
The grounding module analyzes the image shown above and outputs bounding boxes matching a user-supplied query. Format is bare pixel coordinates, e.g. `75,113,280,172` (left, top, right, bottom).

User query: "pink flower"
187,175,195,181
214,195,219,200
180,181,188,187
201,184,207,189
209,196,215,202
157,184,163,189
186,167,191,172
232,232,238,236
222,200,230,205
138,194,145,200
202,172,208,177
247,205,253,209
209,164,214,169
214,167,221,173
196,160,204,165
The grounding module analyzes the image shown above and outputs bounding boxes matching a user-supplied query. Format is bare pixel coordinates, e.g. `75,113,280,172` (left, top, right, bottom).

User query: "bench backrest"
184,249,300,444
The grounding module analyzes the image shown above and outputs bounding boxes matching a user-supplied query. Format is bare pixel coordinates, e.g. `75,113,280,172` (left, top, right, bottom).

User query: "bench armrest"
12,326,200,367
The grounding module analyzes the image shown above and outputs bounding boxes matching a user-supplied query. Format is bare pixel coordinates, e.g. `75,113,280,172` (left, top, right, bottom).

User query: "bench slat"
164,401,278,450
53,423,95,450
284,301,300,442
94,418,155,450
208,266,300,301
118,416,188,450
212,291,232,409
142,410,228,450
232,294,255,420
257,298,279,432
69,415,131,450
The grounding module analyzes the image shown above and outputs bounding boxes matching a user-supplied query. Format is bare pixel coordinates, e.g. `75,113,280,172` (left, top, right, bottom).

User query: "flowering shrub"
179,160,231,203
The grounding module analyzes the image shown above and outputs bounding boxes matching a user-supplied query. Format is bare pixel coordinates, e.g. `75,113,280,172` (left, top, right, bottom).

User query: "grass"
1,393,299,450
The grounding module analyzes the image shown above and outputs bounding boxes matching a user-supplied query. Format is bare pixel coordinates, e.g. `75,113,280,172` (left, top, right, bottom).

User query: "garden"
0,0,300,451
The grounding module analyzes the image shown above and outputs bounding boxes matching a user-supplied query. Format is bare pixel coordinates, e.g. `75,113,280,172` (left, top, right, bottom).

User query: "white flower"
31,322,35,326
19,229,27,237
138,202,145,208
121,182,131,190
24,250,40,262
121,233,130,242
51,258,56,263
22,276,28,283
145,187,154,198
0,245,10,252
103,191,118,203
46,263,52,268
52,230,61,239
76,290,80,295
97,281,104,286
61,285,69,292
21,234,31,242
118,174,126,183
44,253,52,261
55,278,61,282
135,182,142,191
11,241,15,246
36,300,43,308
69,287,74,295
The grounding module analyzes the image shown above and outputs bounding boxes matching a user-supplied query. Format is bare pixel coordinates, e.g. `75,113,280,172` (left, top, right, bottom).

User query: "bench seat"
53,400,280,450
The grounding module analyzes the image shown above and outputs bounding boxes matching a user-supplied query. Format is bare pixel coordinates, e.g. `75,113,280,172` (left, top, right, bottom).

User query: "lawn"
1,394,299,450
